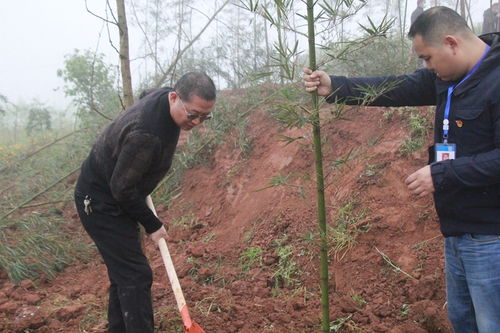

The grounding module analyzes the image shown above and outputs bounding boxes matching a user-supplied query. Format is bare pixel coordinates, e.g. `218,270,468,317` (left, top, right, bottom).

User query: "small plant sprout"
240,247,263,272
375,247,417,280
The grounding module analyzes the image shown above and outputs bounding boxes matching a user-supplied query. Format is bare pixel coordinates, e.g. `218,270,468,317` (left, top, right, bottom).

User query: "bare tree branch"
85,0,117,25
154,0,231,87
129,0,166,77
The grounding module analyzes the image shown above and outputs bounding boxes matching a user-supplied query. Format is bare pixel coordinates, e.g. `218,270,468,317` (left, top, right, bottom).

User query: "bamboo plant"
241,0,396,331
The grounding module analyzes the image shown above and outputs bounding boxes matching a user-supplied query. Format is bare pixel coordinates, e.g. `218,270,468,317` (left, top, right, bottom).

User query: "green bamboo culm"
306,0,330,331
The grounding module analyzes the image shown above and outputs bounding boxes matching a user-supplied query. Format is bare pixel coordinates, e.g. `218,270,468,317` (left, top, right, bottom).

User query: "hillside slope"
0,100,451,333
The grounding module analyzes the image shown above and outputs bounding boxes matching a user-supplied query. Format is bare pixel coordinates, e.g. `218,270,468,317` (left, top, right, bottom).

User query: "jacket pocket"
453,107,493,154
454,107,483,121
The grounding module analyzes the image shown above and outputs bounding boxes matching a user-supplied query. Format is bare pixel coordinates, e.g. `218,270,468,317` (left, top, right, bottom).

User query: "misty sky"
0,0,493,110
0,0,119,109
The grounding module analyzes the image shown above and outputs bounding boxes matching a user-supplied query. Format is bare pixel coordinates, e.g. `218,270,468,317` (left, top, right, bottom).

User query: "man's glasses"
179,98,212,121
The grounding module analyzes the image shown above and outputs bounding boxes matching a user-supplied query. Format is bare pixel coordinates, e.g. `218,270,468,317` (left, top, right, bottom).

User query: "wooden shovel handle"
146,196,193,328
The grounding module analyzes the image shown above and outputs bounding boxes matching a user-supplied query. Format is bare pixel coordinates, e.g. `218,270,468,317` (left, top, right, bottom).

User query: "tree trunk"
155,0,160,78
116,0,134,109
460,0,466,18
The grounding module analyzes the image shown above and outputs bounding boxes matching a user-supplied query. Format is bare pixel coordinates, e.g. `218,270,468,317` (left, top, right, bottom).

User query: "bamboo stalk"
20,199,72,209
0,129,86,174
0,166,80,221
306,1,330,331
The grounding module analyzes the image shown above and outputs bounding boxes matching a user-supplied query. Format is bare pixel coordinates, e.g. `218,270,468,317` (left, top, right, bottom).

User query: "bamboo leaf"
274,134,307,146
237,0,260,12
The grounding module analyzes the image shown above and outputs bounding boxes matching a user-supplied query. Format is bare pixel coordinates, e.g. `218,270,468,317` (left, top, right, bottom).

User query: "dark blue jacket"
326,33,500,237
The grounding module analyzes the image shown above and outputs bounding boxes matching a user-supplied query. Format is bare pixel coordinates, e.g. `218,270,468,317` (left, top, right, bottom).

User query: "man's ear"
168,91,179,104
443,35,459,53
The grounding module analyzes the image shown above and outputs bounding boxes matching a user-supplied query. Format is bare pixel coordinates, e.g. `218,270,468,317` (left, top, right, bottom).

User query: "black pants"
75,193,154,333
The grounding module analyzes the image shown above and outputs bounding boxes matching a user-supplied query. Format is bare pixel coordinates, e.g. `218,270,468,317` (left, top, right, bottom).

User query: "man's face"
169,92,215,131
412,34,463,81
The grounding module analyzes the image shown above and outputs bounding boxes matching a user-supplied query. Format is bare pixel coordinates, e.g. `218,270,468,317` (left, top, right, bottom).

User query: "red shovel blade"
185,321,206,333
181,305,205,333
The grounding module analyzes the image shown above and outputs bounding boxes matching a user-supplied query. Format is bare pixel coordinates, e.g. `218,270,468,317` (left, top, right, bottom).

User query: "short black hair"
174,72,216,102
408,6,471,44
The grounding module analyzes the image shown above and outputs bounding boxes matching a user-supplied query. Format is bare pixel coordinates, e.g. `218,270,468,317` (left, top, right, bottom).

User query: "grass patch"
350,294,367,307
329,199,369,261
375,247,416,280
271,235,298,288
399,110,432,156
240,247,263,272
0,215,91,283
171,213,197,228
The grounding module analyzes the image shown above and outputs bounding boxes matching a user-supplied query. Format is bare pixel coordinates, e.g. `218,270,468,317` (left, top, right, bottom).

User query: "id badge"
435,143,456,161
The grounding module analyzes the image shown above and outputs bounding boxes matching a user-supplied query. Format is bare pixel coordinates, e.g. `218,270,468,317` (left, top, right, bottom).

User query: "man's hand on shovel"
150,226,168,245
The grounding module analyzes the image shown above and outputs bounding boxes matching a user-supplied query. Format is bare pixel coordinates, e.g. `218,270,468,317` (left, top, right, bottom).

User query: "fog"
0,0,493,110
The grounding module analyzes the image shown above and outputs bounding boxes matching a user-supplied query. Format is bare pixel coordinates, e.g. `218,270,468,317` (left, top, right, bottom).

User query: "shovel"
146,196,206,333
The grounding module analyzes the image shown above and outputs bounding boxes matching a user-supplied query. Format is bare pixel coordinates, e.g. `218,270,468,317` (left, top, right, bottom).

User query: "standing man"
482,2,499,34
304,7,500,333
411,0,425,25
74,72,216,333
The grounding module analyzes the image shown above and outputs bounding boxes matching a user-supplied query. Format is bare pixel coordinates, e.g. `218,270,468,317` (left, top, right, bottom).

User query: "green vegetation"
350,294,367,307
399,108,433,156
329,148,358,170
240,247,263,272
256,173,304,195
361,163,385,178
202,232,216,243
329,199,369,260
375,247,416,280
325,36,419,78
271,235,298,288
171,213,198,228
78,302,107,332
154,305,184,333
195,296,223,317
329,314,354,333
152,86,280,207
0,81,278,283
0,125,92,284
399,303,410,318
0,215,91,283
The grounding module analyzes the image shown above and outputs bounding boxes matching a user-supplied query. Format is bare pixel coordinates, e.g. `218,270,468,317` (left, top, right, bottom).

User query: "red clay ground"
0,98,451,332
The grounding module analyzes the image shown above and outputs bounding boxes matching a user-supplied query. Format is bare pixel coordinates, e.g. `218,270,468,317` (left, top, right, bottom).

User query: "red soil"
0,101,451,332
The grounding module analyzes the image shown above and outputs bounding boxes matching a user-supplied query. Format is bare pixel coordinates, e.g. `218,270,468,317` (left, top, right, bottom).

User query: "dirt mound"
0,102,451,332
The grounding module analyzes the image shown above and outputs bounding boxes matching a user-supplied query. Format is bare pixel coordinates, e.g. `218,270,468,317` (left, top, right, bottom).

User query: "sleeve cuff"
430,161,446,192
140,217,164,234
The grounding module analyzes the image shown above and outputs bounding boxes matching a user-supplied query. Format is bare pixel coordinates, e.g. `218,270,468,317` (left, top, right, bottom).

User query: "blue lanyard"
442,45,490,143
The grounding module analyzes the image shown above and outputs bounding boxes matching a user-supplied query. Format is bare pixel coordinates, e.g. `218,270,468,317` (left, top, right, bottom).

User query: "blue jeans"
445,234,500,333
